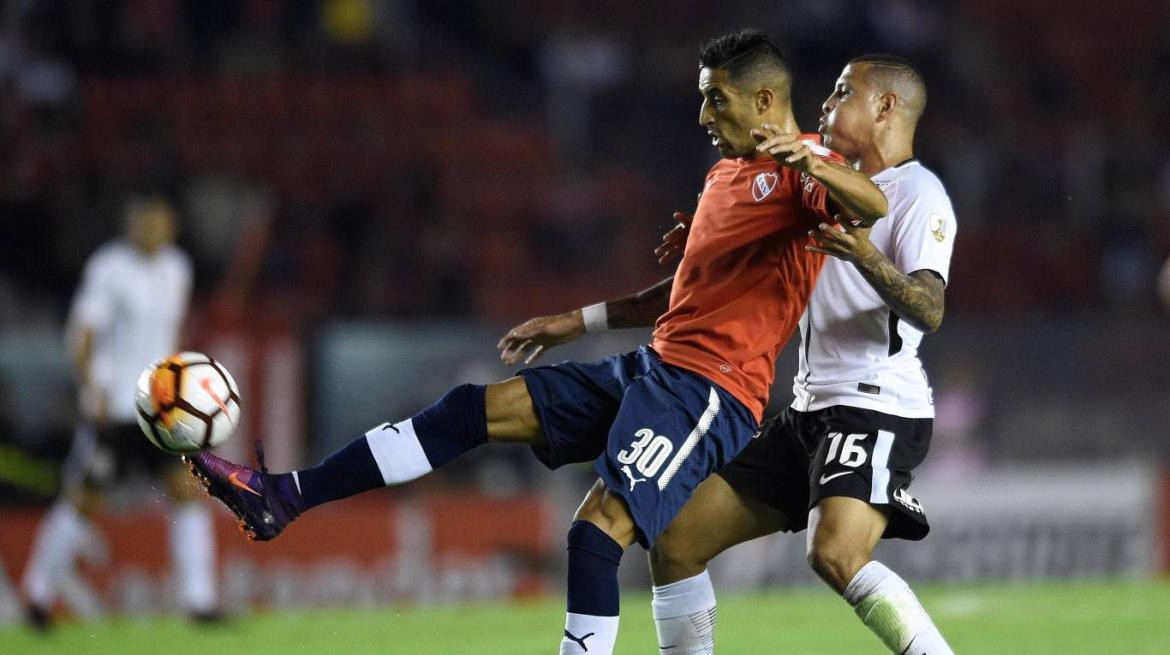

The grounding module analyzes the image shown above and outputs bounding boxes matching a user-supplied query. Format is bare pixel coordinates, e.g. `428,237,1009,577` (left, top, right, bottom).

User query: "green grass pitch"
3,579,1168,654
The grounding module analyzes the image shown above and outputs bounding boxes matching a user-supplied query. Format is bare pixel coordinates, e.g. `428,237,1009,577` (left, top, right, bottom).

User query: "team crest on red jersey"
751,172,779,202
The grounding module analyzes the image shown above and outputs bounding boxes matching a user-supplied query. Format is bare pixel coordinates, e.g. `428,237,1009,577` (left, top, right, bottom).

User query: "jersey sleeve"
797,145,849,224
69,252,115,332
891,176,957,284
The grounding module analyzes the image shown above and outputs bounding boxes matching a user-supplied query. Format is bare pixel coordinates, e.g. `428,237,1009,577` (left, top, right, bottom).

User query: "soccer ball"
135,352,241,454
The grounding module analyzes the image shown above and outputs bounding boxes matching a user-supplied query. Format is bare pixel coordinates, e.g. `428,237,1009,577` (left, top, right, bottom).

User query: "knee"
649,528,708,585
807,538,868,593
74,487,102,518
573,481,635,548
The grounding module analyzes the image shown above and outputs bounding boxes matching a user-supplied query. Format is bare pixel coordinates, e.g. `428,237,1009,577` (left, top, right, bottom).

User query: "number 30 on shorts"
824,432,868,468
618,428,674,478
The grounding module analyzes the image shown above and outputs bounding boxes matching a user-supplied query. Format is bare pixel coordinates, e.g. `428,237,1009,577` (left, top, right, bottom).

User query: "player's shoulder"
160,244,192,266
880,161,955,221
705,156,741,177
877,160,950,200
85,240,131,272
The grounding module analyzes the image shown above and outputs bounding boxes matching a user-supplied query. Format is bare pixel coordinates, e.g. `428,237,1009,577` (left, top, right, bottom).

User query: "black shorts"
716,405,931,541
74,422,181,487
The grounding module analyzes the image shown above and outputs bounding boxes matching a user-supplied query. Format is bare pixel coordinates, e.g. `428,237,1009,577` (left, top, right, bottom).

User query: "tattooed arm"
807,222,945,333
851,253,945,332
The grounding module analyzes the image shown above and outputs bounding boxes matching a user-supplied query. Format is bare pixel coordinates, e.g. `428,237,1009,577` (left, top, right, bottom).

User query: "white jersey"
791,160,956,419
68,240,192,422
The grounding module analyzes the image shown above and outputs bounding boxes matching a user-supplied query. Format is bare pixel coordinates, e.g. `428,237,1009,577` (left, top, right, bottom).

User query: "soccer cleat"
190,609,228,625
23,602,51,631
186,443,302,541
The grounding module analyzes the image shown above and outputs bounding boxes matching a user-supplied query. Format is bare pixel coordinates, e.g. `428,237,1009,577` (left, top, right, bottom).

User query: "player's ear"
876,92,898,121
754,88,773,114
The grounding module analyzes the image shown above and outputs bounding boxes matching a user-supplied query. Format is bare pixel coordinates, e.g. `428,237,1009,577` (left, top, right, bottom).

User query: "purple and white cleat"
186,444,302,541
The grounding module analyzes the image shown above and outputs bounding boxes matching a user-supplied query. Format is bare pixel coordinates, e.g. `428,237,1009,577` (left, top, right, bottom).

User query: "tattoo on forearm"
607,276,674,329
854,252,945,332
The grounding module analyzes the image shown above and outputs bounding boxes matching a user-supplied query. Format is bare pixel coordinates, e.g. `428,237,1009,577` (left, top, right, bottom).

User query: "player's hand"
654,211,694,265
751,123,817,173
497,310,586,366
806,214,878,264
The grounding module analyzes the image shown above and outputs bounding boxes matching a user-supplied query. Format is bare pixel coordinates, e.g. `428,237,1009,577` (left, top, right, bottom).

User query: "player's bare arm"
497,275,675,366
606,275,674,329
752,123,888,225
497,311,587,366
808,218,944,333
73,326,108,423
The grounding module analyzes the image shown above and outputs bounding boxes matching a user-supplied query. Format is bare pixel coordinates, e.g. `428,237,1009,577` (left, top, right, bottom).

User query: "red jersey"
650,134,843,421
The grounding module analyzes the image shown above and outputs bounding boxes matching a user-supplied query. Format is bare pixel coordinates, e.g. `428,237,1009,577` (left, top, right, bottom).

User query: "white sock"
364,419,433,484
170,503,217,613
651,570,717,654
560,612,619,654
21,502,87,607
843,561,954,655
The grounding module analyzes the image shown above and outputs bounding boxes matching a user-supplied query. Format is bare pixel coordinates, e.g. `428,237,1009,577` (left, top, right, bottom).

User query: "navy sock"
410,383,489,468
565,520,623,616
294,437,385,510
293,384,488,511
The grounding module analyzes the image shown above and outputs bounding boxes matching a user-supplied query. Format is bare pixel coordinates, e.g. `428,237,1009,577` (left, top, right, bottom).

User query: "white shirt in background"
68,240,192,422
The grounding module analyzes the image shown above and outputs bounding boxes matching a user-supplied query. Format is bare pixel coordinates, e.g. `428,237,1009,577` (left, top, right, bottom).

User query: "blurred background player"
646,55,955,654
20,197,219,627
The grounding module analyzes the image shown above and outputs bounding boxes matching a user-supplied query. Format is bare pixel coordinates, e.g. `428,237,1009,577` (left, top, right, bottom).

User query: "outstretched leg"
189,377,542,540
808,496,953,654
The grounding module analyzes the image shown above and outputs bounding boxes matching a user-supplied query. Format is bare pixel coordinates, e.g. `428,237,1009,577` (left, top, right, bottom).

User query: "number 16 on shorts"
816,428,896,504
824,432,868,468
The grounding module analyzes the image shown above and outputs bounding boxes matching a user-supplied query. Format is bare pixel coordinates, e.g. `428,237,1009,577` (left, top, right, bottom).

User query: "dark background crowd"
3,0,1168,326
2,0,1169,491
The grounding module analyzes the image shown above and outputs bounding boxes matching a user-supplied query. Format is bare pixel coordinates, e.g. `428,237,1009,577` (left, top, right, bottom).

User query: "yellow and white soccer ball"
135,351,241,454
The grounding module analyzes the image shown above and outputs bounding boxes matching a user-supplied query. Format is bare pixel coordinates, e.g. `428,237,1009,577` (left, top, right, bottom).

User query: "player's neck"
744,114,800,161
859,132,914,176
760,114,799,136
859,147,913,177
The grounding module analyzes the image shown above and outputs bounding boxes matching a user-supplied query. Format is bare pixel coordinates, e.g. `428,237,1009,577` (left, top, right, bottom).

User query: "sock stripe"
365,419,433,484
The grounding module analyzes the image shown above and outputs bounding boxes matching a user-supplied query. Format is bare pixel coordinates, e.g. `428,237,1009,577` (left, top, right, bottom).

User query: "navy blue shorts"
519,346,758,548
